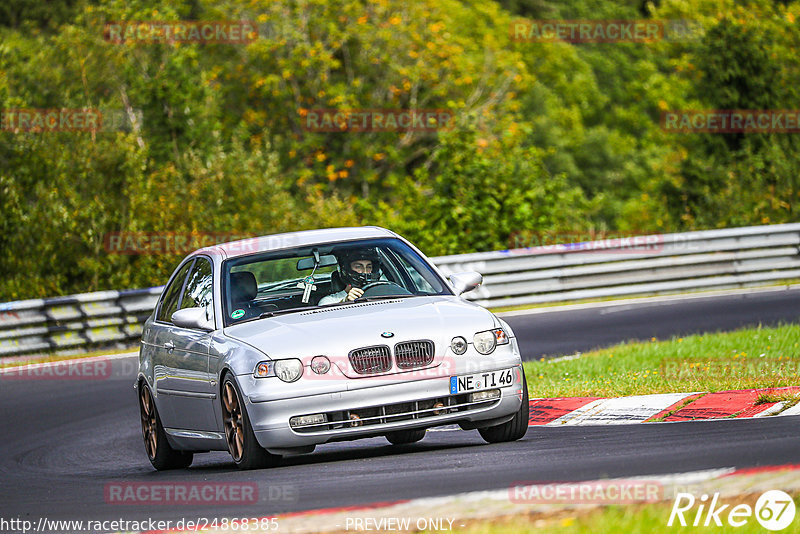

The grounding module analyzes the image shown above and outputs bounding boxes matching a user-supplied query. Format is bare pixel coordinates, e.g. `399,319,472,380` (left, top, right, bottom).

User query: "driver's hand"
346,287,364,301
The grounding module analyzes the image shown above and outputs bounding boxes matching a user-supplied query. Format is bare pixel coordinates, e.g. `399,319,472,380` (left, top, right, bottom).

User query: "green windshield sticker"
231,309,245,320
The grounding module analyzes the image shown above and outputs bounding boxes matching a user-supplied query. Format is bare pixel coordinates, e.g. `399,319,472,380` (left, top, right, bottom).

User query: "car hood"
223,296,497,377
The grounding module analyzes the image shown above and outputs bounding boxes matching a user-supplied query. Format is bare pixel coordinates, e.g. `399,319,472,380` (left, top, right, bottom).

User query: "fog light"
311,355,331,374
450,336,467,355
469,389,501,402
290,413,327,428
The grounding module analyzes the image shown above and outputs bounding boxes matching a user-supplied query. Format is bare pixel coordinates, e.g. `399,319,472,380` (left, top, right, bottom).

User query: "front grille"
395,340,435,369
349,345,392,374
291,392,501,433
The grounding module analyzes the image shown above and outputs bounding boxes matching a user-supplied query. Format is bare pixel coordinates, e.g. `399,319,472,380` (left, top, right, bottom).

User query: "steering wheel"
360,281,412,298
361,281,393,291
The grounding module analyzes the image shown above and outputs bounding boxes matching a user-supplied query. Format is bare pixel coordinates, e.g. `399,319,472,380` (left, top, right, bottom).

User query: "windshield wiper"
353,294,417,303
258,306,319,318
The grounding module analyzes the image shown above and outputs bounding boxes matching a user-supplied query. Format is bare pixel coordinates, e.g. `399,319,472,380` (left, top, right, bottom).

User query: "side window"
180,258,214,320
156,261,193,323
390,250,437,293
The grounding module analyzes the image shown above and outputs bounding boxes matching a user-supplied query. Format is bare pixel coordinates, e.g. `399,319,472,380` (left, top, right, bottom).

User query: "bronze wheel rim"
138,385,158,460
222,381,245,462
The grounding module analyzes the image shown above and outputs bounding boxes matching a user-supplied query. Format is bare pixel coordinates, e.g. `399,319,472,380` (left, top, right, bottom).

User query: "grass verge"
521,324,800,398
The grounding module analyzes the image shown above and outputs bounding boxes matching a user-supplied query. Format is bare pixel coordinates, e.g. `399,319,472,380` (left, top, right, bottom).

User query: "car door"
151,259,192,423
154,257,218,431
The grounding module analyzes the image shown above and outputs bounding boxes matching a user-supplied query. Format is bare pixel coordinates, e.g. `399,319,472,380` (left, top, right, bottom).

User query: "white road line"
0,351,137,374
753,402,786,417
777,403,800,417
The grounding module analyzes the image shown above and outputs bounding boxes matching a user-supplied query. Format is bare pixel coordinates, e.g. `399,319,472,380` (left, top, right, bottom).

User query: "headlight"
254,359,304,382
473,331,497,354
473,328,509,355
275,359,303,382
450,336,467,355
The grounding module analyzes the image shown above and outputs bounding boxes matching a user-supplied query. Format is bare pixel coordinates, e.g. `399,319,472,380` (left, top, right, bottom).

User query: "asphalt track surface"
504,287,800,360
1,288,799,528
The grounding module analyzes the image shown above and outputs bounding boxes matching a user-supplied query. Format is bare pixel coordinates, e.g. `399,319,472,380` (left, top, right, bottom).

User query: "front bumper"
244,359,525,450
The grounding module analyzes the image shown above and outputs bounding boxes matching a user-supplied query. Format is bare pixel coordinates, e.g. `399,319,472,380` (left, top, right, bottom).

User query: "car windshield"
222,237,451,325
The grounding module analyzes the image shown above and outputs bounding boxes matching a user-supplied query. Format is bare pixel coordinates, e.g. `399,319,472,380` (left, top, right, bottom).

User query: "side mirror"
172,307,214,331
449,271,483,296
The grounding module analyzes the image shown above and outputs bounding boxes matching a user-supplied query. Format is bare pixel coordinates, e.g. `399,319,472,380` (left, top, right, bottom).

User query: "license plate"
450,368,515,394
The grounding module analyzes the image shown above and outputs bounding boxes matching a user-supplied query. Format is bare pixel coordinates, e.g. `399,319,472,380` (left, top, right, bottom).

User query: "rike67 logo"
669,490,796,531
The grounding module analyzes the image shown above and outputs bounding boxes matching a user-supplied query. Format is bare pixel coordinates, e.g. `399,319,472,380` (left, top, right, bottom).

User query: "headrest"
230,271,257,302
330,270,346,292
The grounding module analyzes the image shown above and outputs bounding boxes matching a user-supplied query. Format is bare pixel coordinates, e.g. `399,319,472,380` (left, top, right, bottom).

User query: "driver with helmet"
318,247,382,305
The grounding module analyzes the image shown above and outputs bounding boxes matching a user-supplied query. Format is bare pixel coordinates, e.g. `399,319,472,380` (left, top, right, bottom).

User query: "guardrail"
432,223,800,308
1,223,799,357
0,288,162,357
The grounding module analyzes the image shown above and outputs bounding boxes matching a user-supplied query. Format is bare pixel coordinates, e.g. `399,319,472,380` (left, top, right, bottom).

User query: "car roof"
193,226,399,260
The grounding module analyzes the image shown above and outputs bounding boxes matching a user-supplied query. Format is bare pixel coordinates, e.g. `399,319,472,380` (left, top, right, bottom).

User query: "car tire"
221,376,278,470
385,428,426,445
478,368,529,443
138,381,193,470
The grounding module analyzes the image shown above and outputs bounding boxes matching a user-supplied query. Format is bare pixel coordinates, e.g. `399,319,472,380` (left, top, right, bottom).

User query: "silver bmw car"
136,226,529,470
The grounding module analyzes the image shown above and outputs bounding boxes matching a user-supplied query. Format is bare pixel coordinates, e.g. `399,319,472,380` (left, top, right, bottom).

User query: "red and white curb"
527,387,800,426
432,386,800,431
